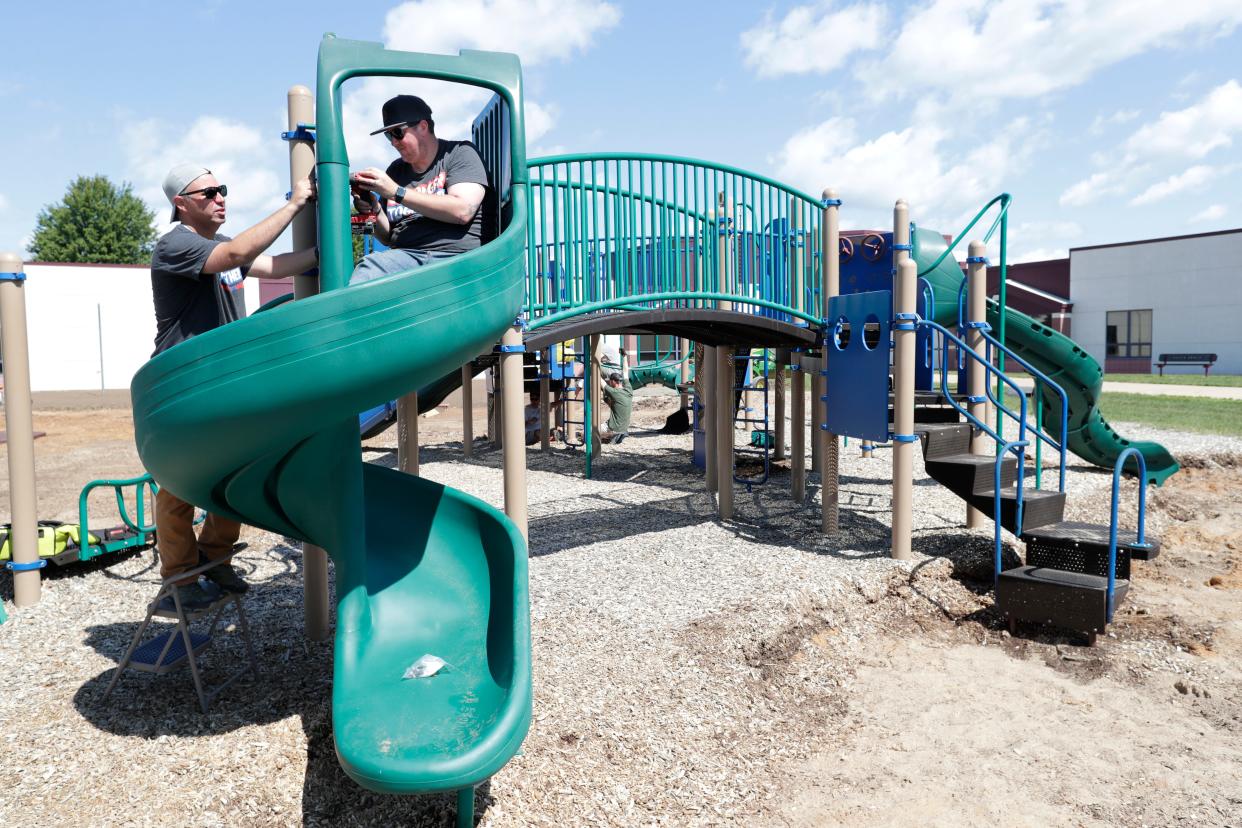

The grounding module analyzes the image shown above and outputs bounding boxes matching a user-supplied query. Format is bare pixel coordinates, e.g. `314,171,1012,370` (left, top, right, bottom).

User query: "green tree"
27,175,157,264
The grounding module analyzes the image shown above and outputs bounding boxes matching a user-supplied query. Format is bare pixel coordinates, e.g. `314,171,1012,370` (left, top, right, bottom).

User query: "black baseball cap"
369,95,433,135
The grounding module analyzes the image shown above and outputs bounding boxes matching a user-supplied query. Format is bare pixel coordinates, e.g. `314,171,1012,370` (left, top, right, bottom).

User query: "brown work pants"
155,487,242,585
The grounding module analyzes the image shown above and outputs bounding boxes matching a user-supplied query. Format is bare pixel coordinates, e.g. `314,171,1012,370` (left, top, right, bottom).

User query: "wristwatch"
393,185,407,204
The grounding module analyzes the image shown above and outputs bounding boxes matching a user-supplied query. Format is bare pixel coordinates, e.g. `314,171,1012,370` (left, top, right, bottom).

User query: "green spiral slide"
131,38,532,797
913,227,1179,486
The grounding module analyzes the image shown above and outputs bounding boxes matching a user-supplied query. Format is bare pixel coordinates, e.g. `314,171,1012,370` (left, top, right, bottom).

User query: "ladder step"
997,565,1128,635
1022,520,1160,578
129,630,213,674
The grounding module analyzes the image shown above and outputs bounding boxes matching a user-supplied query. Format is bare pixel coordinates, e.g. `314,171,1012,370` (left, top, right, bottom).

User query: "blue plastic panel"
916,277,933,391
825,290,892,442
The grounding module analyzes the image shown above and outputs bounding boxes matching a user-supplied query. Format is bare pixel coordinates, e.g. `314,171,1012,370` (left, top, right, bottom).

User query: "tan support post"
589,335,603,448
1,252,40,606
500,326,528,539
397,391,419,475
966,240,990,529
679,338,690,410
791,351,806,502
461,364,474,457
703,345,717,492
822,189,841,534
287,85,329,641
892,200,915,561
716,345,734,519
773,348,787,461
539,359,551,452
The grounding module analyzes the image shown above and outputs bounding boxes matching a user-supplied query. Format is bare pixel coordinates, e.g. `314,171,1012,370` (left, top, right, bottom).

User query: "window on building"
1105,309,1152,358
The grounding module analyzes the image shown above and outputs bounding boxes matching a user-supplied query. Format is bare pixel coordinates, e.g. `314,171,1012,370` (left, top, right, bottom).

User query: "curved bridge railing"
524,153,828,330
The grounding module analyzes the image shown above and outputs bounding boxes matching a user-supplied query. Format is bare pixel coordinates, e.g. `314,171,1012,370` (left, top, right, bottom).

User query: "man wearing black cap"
349,94,493,283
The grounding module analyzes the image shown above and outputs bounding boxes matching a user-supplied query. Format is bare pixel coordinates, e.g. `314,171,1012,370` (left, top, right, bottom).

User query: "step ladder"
103,554,259,712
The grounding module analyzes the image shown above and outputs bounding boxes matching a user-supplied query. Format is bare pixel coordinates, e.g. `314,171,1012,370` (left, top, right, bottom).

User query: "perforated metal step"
997,565,1129,635
1022,520,1160,579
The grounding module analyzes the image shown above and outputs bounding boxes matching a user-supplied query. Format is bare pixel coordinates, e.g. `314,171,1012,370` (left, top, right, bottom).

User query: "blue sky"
2,0,1240,263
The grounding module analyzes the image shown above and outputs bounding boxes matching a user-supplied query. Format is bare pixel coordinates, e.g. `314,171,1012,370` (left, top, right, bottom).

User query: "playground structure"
1,36,1175,826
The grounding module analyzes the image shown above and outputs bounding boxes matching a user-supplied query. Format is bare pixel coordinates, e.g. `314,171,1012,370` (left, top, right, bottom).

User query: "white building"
1069,228,1242,375
5,262,261,392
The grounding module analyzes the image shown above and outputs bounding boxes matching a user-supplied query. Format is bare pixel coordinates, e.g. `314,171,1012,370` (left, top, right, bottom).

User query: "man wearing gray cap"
348,94,494,283
149,162,317,608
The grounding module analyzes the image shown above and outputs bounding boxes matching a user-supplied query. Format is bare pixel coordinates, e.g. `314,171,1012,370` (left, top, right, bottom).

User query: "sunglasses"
384,121,420,142
182,184,228,200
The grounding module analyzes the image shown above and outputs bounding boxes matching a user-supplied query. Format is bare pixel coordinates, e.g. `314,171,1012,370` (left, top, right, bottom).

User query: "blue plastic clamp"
966,256,990,264
0,271,27,282
965,395,987,404
513,316,528,330
494,344,526,354
822,198,842,207
962,321,990,330
893,311,920,332
891,243,913,252
6,559,47,571
789,363,802,371
889,433,919,444
280,124,316,142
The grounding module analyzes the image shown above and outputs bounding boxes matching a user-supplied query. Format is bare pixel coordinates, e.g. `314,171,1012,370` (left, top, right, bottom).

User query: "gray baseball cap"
162,163,211,222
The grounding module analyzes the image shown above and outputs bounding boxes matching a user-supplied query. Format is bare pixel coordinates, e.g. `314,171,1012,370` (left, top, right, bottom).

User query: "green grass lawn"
1098,392,1242,437
1103,373,1242,388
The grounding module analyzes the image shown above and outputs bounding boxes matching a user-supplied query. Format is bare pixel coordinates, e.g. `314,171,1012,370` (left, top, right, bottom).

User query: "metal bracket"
6,559,47,571
280,124,317,142
893,311,920,332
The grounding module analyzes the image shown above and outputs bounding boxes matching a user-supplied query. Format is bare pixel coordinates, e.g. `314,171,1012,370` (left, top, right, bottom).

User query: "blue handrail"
921,319,1028,448
995,440,1030,587
1108,449,1151,621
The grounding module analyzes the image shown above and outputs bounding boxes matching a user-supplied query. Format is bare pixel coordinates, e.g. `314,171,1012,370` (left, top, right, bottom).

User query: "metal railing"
524,154,825,328
1108,449,1152,620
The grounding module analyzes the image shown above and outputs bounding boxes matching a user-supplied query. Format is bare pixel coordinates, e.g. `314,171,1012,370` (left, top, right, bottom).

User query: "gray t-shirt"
150,225,247,356
384,140,493,254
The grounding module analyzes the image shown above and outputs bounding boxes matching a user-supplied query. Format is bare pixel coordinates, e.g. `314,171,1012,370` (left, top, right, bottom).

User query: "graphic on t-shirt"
387,170,448,224
219,267,244,292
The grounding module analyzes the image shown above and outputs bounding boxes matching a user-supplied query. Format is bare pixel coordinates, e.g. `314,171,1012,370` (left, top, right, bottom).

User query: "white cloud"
1128,164,1215,206
1009,247,1067,264
0,194,8,212
853,0,1242,103
341,0,619,166
770,114,1040,229
121,114,286,238
741,2,886,78
1089,109,1140,136
1123,79,1242,160
1188,204,1226,224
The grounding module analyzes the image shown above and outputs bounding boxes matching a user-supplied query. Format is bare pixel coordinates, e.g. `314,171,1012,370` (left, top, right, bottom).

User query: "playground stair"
916,422,1160,643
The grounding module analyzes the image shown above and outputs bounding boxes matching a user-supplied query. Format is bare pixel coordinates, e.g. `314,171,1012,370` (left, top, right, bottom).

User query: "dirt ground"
2,391,1241,826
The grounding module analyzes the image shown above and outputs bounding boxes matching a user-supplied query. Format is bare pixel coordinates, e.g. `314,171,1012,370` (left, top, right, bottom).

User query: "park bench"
1155,353,1217,376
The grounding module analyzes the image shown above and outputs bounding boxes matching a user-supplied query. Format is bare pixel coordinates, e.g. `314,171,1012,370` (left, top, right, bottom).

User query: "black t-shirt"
384,140,494,254
150,225,247,356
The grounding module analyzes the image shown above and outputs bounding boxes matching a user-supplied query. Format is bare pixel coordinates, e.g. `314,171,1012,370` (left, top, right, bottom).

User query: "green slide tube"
913,228,1178,486
131,37,532,796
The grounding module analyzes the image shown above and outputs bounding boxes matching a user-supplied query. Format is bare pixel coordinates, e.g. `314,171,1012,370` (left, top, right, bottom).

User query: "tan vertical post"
966,239,990,529
679,338,690,410
1,253,40,606
892,200,915,561
589,335,603,446
539,359,551,452
791,352,805,501
703,345,717,492
822,189,841,534
287,86,329,641
773,349,786,461
461,364,474,457
397,392,419,475
500,326,528,539
716,345,734,519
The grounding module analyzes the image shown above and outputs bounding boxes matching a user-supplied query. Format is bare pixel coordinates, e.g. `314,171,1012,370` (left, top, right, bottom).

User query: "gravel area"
2,393,1240,826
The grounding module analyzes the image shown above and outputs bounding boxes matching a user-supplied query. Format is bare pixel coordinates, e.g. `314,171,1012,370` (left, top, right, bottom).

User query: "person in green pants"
598,349,633,444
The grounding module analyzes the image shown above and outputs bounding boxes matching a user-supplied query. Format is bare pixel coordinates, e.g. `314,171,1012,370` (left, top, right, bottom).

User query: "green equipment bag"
0,521,98,561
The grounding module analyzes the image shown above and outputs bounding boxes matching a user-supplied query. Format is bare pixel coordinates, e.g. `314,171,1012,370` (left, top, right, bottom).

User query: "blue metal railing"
994,440,1029,587
1108,449,1152,621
